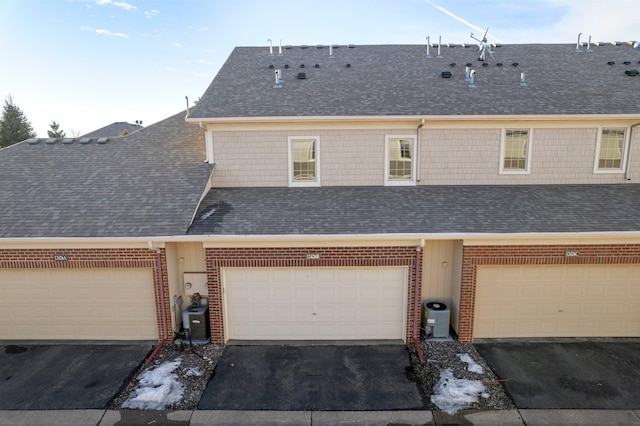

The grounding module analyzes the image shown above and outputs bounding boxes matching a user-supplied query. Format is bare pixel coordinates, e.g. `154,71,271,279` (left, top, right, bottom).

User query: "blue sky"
0,0,637,137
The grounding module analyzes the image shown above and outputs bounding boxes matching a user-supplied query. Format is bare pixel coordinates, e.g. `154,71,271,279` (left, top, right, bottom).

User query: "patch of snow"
185,367,202,377
122,360,184,410
431,368,487,414
457,353,484,374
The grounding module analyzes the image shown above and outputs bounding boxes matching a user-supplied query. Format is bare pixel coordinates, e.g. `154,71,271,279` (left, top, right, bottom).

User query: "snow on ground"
122,360,184,410
431,368,489,414
458,353,484,374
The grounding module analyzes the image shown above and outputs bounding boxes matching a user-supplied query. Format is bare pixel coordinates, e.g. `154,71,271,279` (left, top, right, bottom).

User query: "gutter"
625,122,640,180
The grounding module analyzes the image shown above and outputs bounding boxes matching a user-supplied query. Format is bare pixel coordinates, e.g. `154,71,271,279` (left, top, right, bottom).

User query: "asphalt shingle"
0,111,212,238
188,43,640,119
187,185,640,235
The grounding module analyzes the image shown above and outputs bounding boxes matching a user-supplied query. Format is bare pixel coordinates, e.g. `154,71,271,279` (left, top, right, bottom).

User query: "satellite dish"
470,27,494,61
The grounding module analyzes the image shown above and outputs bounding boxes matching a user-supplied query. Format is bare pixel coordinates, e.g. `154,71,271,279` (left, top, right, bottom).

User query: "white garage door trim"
223,267,408,342
474,264,640,338
0,268,158,340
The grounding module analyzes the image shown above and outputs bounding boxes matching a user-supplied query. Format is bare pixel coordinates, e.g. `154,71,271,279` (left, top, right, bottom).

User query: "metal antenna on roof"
470,27,494,61
267,39,274,56
426,36,432,58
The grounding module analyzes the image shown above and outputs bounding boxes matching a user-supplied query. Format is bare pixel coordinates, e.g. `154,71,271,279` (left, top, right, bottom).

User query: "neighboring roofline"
2,231,640,246
187,114,640,124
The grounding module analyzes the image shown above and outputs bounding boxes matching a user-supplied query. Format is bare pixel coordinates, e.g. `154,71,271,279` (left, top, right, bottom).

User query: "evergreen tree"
47,120,66,138
0,95,37,147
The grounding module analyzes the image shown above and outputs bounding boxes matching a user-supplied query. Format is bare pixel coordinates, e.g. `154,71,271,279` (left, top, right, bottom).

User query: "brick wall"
458,244,640,342
0,248,170,341
204,246,420,344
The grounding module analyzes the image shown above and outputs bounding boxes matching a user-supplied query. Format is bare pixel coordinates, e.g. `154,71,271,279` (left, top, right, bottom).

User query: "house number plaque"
306,254,320,260
53,254,68,261
565,251,579,257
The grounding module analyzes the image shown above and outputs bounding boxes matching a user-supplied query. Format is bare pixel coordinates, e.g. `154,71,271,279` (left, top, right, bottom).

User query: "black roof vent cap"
284,64,290,68
496,62,503,67
346,63,351,68
269,64,274,69
314,64,320,68
297,72,306,79
482,62,488,67
623,61,631,65
466,62,472,67
300,64,305,68
607,61,615,65
625,69,639,76
441,71,452,78
512,62,519,67
450,62,456,67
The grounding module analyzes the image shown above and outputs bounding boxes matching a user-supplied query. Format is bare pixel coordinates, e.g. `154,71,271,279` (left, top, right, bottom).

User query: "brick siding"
458,244,640,342
204,246,421,344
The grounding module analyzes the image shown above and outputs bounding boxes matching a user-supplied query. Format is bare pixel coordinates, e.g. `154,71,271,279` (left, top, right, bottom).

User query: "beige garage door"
0,268,158,340
224,267,407,341
474,264,640,338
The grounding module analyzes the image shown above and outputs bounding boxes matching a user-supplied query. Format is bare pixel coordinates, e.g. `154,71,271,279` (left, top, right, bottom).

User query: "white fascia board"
3,231,640,247
186,114,640,124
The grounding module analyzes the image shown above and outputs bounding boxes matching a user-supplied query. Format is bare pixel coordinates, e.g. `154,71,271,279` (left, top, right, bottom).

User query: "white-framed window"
385,136,417,185
500,128,531,174
594,127,628,173
288,136,320,186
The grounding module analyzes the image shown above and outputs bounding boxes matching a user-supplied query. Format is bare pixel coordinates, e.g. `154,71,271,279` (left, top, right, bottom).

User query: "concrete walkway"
2,409,640,425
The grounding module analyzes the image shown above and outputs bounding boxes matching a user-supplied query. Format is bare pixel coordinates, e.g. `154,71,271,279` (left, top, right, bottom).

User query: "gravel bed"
408,340,515,412
109,343,223,410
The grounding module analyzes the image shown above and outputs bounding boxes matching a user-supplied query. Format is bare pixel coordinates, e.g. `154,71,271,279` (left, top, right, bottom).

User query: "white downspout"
416,118,425,182
625,122,640,180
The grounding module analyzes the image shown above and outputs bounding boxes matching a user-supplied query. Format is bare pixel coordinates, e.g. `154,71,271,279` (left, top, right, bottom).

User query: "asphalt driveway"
198,345,423,411
0,343,151,409
475,340,640,409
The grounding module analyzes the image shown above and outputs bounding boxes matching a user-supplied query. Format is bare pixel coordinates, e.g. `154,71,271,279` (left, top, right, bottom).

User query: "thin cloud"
196,26,208,32
81,26,129,38
172,42,183,47
95,0,137,11
197,59,212,65
424,0,502,43
145,9,160,19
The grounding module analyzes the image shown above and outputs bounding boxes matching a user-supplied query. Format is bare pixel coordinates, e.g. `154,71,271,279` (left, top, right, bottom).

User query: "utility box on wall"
183,272,208,296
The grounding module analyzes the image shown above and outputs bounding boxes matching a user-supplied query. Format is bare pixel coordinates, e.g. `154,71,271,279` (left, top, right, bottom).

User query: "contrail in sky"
424,0,502,43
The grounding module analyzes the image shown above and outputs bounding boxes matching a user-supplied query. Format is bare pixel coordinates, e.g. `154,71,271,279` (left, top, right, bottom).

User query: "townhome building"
1,40,639,345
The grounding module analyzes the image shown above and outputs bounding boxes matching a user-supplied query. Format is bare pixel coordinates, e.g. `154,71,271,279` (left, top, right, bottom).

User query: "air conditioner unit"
422,301,450,338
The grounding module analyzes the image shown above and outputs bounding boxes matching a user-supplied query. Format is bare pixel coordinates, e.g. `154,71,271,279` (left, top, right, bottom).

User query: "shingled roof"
188,43,640,119
188,185,640,236
81,121,143,138
0,111,212,238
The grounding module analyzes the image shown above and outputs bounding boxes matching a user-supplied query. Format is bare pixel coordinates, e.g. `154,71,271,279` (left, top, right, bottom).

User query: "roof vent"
623,61,631,65
80,138,92,144
482,62,488,67
346,63,351,68
300,64,305,68
441,71,452,78
625,69,639,76
297,72,306,79
450,62,456,67
301,45,308,49
496,62,503,67
466,62,472,67
27,138,40,145
607,61,615,65
97,137,109,144
348,44,355,48
62,138,75,144
314,64,320,68
284,64,289,68
316,45,323,49
512,62,519,67
45,138,58,144
269,64,274,69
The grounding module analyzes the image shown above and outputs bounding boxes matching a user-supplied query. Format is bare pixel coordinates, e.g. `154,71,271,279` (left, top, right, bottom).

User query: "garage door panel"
224,267,406,341
0,268,157,340
475,264,640,338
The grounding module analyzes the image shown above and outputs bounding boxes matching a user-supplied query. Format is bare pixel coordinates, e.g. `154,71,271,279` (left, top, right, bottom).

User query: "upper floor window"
594,128,627,173
500,129,531,174
385,136,417,185
288,136,320,186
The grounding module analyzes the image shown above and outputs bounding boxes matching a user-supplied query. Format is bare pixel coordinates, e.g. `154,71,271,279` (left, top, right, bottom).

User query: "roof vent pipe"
519,72,527,87
278,39,283,56
586,35,593,52
267,39,274,56
465,66,471,82
273,69,282,88
329,44,334,58
185,96,189,117
576,32,582,52
468,69,476,88
437,35,443,58
426,36,432,58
